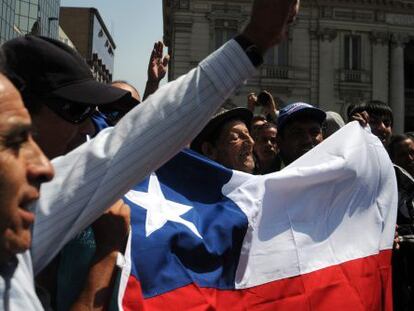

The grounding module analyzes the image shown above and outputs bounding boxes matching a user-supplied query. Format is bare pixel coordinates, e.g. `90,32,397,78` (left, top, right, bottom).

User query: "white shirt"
0,39,256,310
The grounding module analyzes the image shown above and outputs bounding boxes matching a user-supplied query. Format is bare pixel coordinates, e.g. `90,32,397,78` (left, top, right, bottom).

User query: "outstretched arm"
31,0,301,274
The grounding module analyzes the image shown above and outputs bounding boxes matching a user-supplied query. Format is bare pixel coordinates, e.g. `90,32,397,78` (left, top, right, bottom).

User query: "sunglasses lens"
47,101,96,124
62,103,93,122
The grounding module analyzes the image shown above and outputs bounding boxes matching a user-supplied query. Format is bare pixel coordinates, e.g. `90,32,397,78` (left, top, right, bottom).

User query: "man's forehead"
263,127,277,134
400,138,414,147
221,119,249,131
370,113,391,120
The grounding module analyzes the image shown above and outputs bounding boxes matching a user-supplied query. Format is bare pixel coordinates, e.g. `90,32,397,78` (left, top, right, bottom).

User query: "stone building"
163,0,414,132
60,7,116,83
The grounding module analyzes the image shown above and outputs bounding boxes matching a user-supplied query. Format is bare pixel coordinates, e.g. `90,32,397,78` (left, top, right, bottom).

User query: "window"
215,19,237,49
344,35,361,70
264,40,288,66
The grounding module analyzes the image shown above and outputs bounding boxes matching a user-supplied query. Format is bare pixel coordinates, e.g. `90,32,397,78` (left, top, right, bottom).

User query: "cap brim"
52,79,132,106
191,108,253,153
279,107,326,130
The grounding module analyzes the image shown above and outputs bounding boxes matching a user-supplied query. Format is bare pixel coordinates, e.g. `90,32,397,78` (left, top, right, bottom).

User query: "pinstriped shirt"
0,39,256,310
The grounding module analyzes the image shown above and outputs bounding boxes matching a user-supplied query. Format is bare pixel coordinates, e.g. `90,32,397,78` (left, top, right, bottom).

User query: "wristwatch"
234,35,264,68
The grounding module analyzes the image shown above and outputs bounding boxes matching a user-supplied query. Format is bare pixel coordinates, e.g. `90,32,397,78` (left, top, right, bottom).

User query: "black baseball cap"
2,35,132,106
191,107,253,153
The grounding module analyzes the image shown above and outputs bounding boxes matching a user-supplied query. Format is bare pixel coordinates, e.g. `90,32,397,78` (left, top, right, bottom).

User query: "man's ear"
201,141,217,160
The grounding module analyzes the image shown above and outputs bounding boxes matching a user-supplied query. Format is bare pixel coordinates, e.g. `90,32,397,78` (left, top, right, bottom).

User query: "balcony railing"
261,65,290,79
337,69,370,83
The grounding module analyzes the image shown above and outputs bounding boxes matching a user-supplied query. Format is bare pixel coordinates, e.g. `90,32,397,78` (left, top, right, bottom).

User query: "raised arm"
31,0,301,274
143,41,170,100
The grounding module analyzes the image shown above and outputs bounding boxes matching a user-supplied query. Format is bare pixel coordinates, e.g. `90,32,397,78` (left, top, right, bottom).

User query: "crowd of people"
0,0,413,310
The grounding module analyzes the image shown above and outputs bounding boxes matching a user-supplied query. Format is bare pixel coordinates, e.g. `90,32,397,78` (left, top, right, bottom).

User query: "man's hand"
92,199,130,254
247,93,258,112
243,0,300,53
394,225,400,251
144,41,170,100
260,91,277,116
351,111,370,128
147,41,170,84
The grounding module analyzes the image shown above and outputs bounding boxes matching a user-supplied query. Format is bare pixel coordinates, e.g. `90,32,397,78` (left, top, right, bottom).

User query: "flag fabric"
118,122,398,311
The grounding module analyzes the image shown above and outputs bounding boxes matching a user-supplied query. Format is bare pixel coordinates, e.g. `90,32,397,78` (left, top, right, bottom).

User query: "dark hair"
388,134,414,161
252,122,277,140
347,100,393,125
406,132,414,140
255,122,277,133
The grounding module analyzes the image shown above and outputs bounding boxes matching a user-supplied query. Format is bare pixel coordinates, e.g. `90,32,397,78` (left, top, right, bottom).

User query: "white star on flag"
125,174,202,239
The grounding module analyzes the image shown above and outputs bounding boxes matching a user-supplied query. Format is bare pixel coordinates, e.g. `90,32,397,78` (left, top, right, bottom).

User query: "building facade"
163,0,414,132
60,7,115,83
0,0,16,42
58,25,75,49
0,0,60,43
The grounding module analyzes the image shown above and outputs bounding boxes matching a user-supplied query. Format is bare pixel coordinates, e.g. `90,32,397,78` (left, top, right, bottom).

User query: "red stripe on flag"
122,250,392,311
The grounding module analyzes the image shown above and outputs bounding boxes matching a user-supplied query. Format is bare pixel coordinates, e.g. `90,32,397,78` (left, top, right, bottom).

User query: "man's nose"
245,134,255,147
26,140,54,185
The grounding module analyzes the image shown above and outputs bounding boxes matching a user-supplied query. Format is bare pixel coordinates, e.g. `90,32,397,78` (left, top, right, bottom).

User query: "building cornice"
391,32,411,47
308,0,414,9
315,28,338,41
370,31,390,45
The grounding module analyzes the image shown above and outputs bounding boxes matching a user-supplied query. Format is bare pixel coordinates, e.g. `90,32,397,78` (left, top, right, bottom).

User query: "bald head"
111,81,141,102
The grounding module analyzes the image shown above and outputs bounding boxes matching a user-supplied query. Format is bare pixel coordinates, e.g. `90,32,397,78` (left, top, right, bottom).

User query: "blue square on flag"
124,150,249,298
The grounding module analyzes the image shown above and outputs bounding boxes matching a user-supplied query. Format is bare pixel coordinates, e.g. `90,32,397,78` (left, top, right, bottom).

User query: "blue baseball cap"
278,102,326,131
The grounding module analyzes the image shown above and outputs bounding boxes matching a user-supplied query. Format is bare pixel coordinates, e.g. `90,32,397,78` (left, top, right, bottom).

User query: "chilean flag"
118,122,397,310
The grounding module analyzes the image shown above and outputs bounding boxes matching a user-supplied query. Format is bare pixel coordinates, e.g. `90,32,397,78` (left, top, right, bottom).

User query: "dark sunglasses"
45,100,97,124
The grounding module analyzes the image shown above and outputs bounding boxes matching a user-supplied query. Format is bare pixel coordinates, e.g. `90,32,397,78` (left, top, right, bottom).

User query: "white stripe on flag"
224,122,397,289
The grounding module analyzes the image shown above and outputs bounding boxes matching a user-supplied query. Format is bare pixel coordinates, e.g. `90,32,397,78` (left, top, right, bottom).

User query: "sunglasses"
45,100,97,124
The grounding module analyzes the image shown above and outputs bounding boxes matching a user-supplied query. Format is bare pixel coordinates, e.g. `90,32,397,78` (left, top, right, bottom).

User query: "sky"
60,0,165,96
